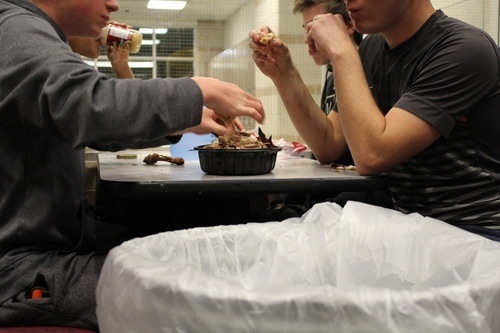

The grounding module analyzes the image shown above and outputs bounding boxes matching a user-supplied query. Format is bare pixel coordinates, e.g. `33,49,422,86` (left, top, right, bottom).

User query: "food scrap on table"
331,163,357,171
143,153,184,165
116,153,137,159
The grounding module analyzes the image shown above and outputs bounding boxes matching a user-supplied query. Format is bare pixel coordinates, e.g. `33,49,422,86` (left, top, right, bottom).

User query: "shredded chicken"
202,128,276,150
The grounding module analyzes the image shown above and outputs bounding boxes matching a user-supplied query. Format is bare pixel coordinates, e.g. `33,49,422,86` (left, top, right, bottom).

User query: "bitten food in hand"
258,31,276,45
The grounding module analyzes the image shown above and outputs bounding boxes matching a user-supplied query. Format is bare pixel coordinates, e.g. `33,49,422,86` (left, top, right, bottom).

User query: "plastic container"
195,145,281,175
96,201,500,333
100,24,142,53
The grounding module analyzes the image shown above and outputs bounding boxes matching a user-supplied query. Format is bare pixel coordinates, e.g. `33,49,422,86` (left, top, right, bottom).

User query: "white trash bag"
96,201,500,333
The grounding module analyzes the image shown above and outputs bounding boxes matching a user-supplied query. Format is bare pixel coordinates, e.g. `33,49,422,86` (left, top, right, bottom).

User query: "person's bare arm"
106,21,135,79
268,65,348,163
249,26,348,163
108,45,134,79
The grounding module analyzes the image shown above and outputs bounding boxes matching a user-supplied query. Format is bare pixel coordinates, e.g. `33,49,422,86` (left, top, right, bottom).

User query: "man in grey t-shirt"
304,1,500,239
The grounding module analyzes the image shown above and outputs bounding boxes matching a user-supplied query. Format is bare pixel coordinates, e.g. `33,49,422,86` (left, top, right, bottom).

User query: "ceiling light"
139,28,168,34
147,1,186,10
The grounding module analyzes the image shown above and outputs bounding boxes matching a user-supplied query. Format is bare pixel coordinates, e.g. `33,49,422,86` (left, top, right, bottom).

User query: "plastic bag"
96,201,500,333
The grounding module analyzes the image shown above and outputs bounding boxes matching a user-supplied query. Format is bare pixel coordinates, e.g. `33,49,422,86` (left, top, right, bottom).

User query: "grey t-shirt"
359,10,500,227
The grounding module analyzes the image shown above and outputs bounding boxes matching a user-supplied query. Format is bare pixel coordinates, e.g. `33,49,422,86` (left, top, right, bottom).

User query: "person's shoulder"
0,2,63,43
0,0,19,13
0,0,39,21
0,5,48,35
435,11,496,47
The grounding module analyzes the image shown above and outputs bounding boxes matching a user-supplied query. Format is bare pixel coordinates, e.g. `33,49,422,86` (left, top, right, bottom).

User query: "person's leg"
0,252,106,330
308,190,394,209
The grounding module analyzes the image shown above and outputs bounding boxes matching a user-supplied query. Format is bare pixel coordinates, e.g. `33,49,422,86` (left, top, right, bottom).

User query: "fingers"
218,117,243,132
209,122,231,137
249,26,280,63
207,116,234,137
251,50,276,65
306,13,347,54
249,41,276,64
107,44,130,63
237,95,265,124
233,117,244,131
201,107,245,135
215,114,238,132
249,26,274,42
217,97,264,125
108,21,133,30
191,77,265,124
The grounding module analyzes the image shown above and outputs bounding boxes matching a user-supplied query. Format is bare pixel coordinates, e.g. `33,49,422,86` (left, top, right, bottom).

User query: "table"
97,148,387,197
95,148,388,230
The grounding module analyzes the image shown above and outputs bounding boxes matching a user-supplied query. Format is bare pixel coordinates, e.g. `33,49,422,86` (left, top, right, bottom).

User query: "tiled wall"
205,0,499,142
433,0,498,41
194,21,225,77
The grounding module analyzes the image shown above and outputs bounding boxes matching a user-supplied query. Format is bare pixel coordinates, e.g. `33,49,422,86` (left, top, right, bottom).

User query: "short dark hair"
293,0,363,45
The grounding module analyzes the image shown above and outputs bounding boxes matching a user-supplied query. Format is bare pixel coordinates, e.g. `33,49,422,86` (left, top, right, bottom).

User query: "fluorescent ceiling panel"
141,40,161,45
139,28,168,34
147,1,186,10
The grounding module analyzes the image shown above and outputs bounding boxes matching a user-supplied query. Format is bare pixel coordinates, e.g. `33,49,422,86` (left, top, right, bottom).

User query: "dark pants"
0,251,106,330
256,190,394,222
457,225,500,242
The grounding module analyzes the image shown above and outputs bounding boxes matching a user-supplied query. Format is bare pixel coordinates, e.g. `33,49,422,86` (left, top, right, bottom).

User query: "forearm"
273,68,347,163
111,62,134,79
333,49,389,173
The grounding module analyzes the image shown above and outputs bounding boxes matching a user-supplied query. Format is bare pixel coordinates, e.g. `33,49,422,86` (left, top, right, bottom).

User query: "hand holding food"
249,27,280,63
249,26,295,81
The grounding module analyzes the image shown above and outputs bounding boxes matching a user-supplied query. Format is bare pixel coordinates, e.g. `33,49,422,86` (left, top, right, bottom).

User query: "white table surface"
97,147,387,197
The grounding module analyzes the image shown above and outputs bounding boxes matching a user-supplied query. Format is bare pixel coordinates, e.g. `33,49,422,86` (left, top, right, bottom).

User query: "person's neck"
382,2,436,49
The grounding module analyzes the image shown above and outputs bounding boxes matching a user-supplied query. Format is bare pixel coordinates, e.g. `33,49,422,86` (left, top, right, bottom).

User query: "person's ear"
346,21,356,35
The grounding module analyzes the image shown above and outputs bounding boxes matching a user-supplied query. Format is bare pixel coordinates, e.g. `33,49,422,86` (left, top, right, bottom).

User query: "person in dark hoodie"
0,0,264,329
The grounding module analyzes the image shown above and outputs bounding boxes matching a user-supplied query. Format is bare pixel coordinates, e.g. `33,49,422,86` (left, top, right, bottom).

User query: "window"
96,27,194,79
